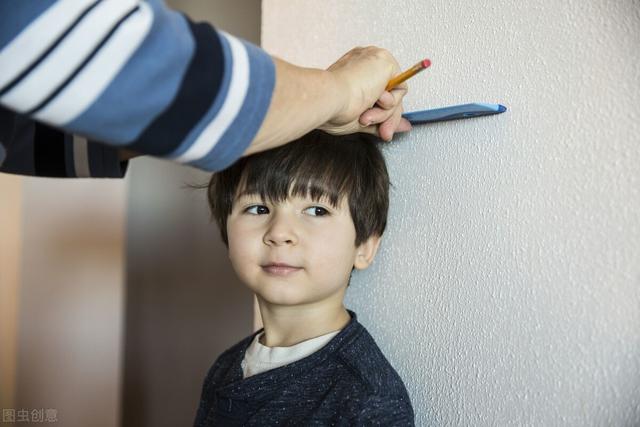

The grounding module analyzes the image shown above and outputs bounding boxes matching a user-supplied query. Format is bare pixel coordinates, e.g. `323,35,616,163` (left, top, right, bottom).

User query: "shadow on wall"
121,2,262,426
120,160,254,427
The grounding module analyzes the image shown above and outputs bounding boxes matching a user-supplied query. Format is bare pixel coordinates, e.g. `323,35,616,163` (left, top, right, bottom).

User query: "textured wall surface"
263,1,640,425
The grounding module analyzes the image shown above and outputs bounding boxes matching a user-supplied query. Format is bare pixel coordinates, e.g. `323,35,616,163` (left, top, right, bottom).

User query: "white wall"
263,1,640,425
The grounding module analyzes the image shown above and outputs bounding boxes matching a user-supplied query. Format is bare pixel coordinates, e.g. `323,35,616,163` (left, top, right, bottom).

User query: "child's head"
207,130,390,306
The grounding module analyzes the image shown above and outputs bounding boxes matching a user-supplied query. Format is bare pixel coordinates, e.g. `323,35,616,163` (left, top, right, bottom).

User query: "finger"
344,121,381,138
379,110,404,142
375,91,395,109
359,122,408,141
361,85,409,125
396,118,412,133
392,81,408,93
359,106,394,126
386,85,407,109
385,85,407,113
375,82,407,108
358,125,379,137
323,120,379,137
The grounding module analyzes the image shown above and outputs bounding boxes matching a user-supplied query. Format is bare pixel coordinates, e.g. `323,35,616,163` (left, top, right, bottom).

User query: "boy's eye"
245,205,269,215
303,206,329,217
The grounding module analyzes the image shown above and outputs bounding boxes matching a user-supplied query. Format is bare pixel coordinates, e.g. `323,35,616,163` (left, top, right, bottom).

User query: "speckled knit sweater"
193,310,414,426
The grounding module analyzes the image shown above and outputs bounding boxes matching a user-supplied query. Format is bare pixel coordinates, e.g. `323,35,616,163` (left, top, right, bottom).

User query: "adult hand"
320,47,412,141
245,48,412,157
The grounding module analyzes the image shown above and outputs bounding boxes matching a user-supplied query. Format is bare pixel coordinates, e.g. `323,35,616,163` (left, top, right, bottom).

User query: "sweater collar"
215,309,363,400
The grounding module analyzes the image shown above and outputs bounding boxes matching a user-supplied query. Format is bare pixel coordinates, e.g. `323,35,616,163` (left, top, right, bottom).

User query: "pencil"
385,58,431,91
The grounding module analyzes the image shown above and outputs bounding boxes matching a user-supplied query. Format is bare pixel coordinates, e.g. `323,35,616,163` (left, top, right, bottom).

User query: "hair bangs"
207,130,389,248
234,145,354,209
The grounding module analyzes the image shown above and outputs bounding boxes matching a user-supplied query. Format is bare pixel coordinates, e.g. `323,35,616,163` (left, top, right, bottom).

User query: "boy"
194,130,414,426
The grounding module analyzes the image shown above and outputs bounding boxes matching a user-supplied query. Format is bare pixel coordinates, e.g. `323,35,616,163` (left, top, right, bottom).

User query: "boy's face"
226,190,379,307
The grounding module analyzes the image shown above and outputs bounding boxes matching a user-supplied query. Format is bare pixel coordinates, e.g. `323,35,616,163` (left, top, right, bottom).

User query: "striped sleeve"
0,0,275,175
0,107,127,178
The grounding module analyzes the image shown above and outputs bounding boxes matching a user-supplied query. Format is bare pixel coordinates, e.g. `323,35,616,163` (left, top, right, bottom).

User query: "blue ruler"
402,103,507,124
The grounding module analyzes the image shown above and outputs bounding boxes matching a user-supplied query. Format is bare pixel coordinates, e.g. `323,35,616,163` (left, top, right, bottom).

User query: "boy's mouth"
261,262,303,276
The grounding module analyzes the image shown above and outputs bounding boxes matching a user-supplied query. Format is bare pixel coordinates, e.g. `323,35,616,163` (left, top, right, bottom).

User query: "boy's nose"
263,214,299,246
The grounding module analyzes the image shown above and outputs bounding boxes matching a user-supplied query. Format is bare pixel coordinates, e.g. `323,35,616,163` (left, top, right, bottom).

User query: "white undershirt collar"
241,329,341,379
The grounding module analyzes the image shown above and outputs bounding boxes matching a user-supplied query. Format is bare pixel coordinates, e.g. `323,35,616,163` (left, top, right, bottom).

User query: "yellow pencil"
385,58,431,91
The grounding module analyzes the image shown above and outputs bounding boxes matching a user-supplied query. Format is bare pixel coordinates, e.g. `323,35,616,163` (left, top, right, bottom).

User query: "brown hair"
207,130,390,247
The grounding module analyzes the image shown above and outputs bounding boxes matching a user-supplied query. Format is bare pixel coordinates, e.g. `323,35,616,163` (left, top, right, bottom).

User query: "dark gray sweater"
193,310,414,426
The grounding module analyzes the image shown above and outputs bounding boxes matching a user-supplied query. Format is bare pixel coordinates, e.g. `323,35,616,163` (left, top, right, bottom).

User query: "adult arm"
244,49,410,156
0,0,409,177
0,106,127,178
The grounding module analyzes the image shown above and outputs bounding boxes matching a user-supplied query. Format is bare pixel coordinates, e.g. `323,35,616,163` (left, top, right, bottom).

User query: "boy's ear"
353,235,382,270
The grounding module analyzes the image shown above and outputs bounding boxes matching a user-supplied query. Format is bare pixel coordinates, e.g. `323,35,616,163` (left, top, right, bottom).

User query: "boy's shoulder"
196,315,414,424
335,322,410,399
324,320,414,423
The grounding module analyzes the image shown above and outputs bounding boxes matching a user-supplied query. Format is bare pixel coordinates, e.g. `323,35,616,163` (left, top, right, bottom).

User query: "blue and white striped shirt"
0,0,275,177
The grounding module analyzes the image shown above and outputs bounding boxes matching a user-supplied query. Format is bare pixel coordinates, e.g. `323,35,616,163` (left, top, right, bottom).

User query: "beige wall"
0,174,22,414
14,177,126,427
167,0,261,43
1,173,125,427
